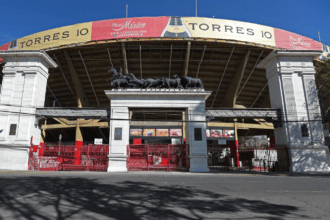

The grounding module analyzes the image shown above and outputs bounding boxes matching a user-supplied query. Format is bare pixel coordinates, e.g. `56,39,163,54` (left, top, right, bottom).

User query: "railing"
207,145,290,172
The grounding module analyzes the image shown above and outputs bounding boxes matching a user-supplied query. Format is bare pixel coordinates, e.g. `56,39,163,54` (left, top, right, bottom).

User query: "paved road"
0,171,329,220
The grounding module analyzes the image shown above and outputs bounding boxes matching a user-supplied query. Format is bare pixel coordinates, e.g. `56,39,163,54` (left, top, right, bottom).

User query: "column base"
189,155,210,172
0,147,29,170
107,155,128,172
289,148,330,172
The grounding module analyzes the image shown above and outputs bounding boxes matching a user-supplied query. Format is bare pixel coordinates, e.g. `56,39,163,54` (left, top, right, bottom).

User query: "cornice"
0,50,57,68
257,50,323,69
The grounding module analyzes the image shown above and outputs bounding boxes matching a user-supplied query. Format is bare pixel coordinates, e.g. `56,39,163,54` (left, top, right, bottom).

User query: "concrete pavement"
0,171,329,219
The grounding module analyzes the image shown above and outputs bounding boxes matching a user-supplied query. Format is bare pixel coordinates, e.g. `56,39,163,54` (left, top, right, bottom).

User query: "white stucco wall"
258,50,330,172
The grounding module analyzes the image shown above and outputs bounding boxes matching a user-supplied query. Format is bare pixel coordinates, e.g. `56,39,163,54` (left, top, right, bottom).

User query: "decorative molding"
0,50,58,68
257,50,323,69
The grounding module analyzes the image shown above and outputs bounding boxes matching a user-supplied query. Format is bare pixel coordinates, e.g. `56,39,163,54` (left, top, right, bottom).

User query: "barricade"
39,157,59,171
29,144,109,172
127,144,148,171
127,144,189,171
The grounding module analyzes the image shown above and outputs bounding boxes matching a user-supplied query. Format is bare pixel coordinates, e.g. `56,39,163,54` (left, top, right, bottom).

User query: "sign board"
238,135,268,148
218,139,226,145
171,138,182,145
194,128,202,141
0,17,324,52
114,127,122,140
94,138,103,145
9,124,17,136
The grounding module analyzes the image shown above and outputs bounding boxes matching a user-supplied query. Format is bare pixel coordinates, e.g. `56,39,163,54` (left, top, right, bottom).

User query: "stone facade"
257,50,330,172
0,51,57,170
105,89,211,172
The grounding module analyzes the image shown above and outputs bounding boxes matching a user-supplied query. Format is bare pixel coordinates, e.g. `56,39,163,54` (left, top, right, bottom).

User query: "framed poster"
114,128,122,140
223,129,234,138
206,129,210,137
9,124,17,136
170,129,182,137
156,129,169,137
143,129,155,137
211,129,222,137
130,129,142,136
194,128,202,141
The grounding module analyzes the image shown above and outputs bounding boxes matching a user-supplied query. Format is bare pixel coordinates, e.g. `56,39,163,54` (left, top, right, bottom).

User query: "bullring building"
0,16,329,173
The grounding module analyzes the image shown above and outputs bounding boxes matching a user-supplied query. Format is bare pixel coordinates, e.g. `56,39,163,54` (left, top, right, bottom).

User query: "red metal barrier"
127,144,148,171
28,146,40,171
29,144,109,172
39,157,59,171
127,144,189,171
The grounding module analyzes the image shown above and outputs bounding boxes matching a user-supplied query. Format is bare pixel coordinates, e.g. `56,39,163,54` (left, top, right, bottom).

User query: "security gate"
207,145,290,172
127,144,189,171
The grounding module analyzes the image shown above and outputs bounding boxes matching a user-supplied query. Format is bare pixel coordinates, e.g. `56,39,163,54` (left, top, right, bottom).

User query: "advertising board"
0,16,327,54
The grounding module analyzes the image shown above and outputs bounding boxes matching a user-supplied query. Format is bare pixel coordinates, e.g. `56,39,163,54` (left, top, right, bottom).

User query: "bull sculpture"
181,76,204,89
107,67,204,89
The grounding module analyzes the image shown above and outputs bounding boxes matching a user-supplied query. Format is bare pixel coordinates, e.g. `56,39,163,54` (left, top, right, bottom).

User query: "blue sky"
0,0,329,46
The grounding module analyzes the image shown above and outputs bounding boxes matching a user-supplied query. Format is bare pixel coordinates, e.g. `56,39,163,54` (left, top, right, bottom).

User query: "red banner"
0,42,10,61
91,17,169,41
274,28,322,50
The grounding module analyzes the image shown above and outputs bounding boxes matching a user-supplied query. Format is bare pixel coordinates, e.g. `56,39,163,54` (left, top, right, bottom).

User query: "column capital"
257,50,322,69
0,50,58,69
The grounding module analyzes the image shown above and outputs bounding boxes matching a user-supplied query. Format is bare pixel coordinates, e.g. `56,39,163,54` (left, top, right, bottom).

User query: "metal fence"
127,144,189,171
29,144,109,171
207,145,290,172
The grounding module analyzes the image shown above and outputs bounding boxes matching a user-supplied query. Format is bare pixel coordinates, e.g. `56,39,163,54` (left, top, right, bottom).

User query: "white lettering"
112,20,146,31
289,36,311,48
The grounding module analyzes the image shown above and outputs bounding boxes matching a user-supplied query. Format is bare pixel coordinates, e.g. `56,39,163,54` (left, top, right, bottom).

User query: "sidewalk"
1,169,329,177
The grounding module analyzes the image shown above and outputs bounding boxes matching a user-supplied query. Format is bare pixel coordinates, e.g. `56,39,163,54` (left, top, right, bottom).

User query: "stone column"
257,50,329,172
187,102,210,172
108,105,129,172
0,51,57,146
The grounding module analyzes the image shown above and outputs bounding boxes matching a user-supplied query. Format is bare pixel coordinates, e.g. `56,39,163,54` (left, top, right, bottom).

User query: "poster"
143,129,155,137
274,28,322,50
156,129,169,137
92,17,169,40
211,129,222,137
206,129,210,137
130,129,142,136
222,129,235,138
170,129,182,137
114,128,122,140
238,135,268,148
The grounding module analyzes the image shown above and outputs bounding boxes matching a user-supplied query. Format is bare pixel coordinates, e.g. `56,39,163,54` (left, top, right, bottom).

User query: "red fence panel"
39,157,59,171
29,144,109,172
127,144,148,171
127,144,189,171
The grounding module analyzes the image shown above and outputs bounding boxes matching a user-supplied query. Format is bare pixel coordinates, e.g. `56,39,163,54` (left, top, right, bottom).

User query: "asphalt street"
0,171,329,220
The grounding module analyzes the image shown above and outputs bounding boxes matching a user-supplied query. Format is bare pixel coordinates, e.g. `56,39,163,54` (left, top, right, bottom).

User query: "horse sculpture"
145,78,162,88
161,75,183,89
107,67,129,89
126,73,146,88
107,66,204,90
